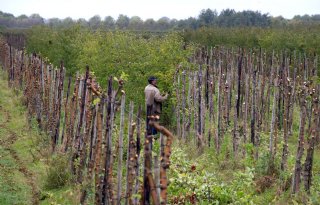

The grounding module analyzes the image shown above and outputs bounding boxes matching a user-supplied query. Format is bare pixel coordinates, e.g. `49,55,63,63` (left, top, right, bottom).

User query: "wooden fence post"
117,94,126,204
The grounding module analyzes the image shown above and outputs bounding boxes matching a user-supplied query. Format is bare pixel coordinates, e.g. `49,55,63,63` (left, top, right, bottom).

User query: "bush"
168,147,255,204
45,154,71,190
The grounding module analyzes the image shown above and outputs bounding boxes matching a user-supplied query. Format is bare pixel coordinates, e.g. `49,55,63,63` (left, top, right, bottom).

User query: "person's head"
148,76,157,85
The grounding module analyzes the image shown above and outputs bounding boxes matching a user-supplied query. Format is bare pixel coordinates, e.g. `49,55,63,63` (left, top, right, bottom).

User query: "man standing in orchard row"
144,76,168,135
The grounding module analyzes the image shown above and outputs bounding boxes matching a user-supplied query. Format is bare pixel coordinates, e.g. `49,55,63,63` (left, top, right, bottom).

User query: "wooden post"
303,81,319,193
186,70,192,135
125,102,136,205
149,121,174,205
143,105,152,205
95,97,104,205
102,76,114,205
181,70,186,141
63,73,80,152
269,65,280,158
117,94,126,204
243,55,250,148
80,68,94,204
60,76,72,146
154,155,160,203
208,68,214,147
198,65,203,148
233,51,243,156
251,56,257,148
143,133,159,205
264,51,275,132
281,58,290,171
216,58,222,152
73,67,89,177
133,106,142,205
291,84,307,194
175,69,181,139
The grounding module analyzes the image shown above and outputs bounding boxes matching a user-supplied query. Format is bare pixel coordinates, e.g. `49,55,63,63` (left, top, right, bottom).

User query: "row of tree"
1,9,320,31
0,11,44,29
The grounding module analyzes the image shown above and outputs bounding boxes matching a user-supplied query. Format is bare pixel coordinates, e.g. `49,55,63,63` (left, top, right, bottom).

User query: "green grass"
0,69,81,205
39,186,80,205
0,71,34,204
0,69,78,205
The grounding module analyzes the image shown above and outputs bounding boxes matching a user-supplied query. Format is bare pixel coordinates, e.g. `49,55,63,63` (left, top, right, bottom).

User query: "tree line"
1,9,320,31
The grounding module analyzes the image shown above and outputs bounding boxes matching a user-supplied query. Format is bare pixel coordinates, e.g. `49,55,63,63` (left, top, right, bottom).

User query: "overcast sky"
1,0,319,20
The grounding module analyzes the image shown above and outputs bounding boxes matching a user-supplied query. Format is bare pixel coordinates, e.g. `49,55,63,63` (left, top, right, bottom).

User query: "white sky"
1,0,319,20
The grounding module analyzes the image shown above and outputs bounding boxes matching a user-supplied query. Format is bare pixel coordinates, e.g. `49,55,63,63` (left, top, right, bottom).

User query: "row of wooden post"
173,47,319,194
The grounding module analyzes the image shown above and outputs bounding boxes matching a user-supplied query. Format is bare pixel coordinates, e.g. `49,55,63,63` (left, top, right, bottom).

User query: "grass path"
0,69,79,205
0,70,43,205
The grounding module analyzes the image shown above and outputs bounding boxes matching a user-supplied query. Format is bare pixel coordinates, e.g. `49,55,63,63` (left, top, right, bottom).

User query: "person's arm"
154,89,168,102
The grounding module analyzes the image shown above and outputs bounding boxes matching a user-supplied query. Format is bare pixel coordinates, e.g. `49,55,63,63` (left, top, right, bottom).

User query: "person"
144,76,168,135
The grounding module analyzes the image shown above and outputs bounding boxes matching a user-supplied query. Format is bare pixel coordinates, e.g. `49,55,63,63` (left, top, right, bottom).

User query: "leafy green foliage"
25,26,195,123
44,154,72,190
26,24,85,75
310,176,320,204
168,147,255,204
